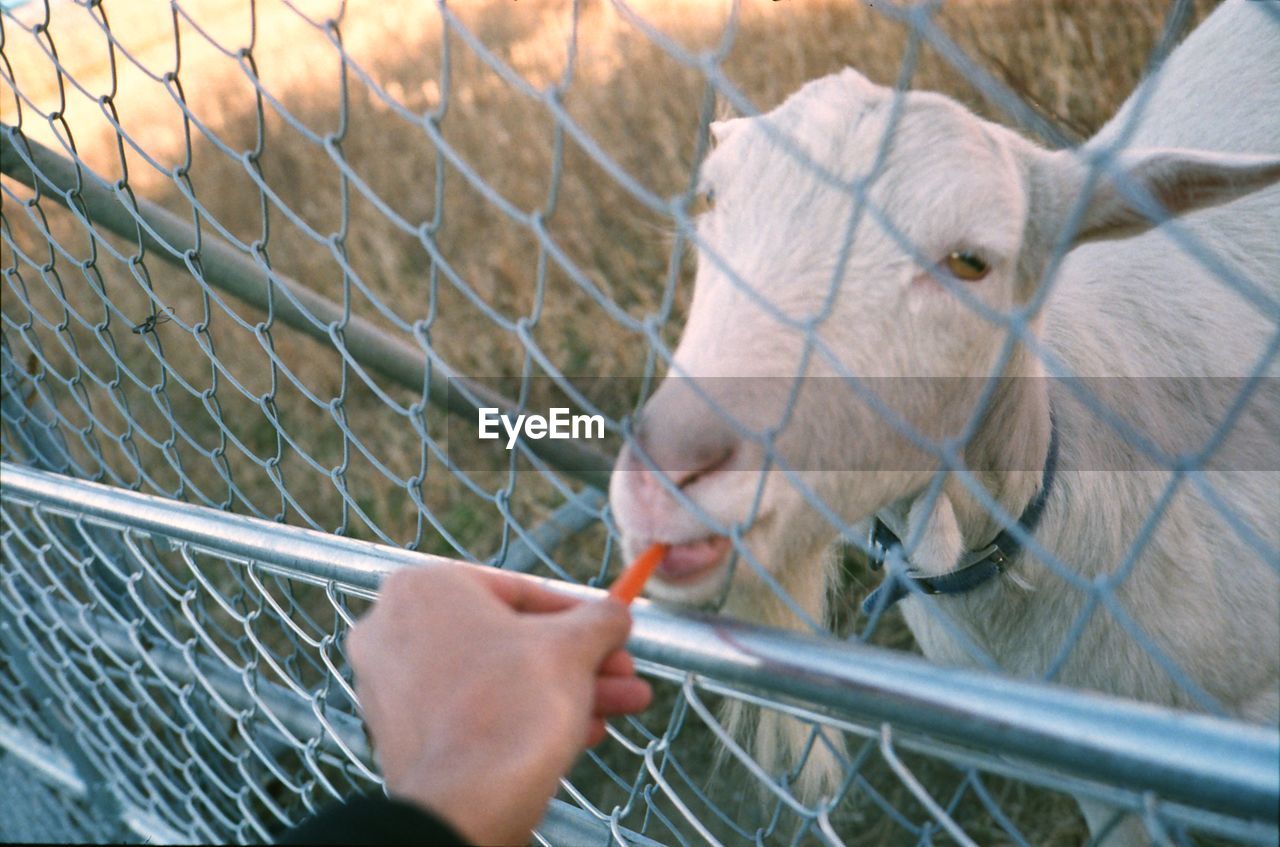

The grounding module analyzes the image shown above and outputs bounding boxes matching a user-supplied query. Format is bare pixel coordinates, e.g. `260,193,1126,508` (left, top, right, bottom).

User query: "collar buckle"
956,542,1004,571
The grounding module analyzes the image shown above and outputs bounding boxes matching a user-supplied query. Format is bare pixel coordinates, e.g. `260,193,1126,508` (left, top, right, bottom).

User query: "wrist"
386,753,506,845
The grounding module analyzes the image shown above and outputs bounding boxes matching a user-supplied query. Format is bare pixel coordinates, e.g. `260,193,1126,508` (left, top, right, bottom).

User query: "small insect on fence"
2,1,1277,846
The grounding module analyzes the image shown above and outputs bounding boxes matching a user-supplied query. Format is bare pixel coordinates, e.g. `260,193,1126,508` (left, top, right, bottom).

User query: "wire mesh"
1,0,1277,845
5,465,1276,847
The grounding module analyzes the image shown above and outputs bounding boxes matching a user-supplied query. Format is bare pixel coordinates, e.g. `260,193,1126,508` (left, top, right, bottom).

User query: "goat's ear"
1057,147,1280,243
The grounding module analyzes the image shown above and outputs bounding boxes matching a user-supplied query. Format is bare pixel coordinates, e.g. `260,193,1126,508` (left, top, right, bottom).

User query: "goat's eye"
943,251,989,281
691,190,716,216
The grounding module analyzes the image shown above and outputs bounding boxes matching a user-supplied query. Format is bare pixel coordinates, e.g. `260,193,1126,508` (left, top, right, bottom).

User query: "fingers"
593,675,653,717
380,564,582,619
372,565,489,621
595,650,651,715
549,599,633,668
473,568,583,614
586,718,607,748
384,563,607,622
598,648,635,678
587,675,653,748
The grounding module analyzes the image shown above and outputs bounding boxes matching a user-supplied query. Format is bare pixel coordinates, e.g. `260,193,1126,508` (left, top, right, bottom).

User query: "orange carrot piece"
608,543,669,604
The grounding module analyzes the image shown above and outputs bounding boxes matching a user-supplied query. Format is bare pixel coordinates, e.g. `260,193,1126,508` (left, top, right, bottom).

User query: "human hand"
346,565,653,845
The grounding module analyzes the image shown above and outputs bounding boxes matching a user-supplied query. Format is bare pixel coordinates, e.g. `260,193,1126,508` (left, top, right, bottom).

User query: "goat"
609,1,1280,843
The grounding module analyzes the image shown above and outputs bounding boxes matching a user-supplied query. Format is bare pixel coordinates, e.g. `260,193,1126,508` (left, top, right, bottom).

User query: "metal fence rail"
2,0,1278,844
3,463,1276,846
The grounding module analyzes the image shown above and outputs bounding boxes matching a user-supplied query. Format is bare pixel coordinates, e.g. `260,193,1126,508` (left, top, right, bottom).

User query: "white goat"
610,1,1280,843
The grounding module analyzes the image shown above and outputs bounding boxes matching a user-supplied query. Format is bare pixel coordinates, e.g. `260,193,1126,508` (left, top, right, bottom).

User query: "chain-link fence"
2,0,1277,845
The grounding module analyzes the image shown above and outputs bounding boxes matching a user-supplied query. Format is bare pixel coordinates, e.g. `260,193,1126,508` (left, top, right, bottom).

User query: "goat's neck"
897,342,1052,576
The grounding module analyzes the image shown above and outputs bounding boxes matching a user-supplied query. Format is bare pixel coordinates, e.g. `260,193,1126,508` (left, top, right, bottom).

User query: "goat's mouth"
652,536,733,585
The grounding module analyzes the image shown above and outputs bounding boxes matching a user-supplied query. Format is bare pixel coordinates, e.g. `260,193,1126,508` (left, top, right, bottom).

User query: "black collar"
860,418,1059,616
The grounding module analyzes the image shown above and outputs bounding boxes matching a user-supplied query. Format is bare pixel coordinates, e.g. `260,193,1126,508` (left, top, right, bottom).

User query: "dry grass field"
1,0,1226,844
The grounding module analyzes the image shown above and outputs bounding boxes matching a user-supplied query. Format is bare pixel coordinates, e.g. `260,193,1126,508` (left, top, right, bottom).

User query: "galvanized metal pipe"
0,127,613,489
493,487,607,573
2,462,1277,824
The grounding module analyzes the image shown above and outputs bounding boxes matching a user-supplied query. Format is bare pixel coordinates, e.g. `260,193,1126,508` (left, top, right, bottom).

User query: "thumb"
551,599,632,669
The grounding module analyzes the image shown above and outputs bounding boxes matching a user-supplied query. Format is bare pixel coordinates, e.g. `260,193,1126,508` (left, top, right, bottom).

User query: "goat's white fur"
610,2,1280,843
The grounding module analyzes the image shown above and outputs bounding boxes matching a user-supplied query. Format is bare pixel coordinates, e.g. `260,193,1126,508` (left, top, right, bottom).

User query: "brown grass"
1,0,1224,844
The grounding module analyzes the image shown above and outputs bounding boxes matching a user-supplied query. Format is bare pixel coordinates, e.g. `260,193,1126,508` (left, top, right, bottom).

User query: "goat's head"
610,68,1280,608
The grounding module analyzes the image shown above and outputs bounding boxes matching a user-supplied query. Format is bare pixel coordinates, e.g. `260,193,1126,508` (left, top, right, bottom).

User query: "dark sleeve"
275,791,466,846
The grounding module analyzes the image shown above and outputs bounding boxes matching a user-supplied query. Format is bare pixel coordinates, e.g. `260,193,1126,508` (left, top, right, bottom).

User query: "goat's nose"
631,379,741,488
